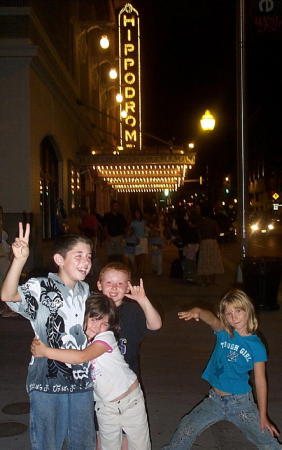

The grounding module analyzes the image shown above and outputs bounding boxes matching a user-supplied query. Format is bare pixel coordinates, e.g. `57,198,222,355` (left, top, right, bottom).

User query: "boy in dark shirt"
97,261,162,376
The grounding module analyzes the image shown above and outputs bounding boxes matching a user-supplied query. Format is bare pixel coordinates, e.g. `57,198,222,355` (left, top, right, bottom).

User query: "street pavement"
0,241,281,450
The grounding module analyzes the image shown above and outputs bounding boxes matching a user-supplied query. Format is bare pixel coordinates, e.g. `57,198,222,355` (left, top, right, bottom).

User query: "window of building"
68,160,81,211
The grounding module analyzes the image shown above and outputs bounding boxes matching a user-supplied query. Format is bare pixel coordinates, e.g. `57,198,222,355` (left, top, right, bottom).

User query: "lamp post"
200,110,216,209
237,0,248,266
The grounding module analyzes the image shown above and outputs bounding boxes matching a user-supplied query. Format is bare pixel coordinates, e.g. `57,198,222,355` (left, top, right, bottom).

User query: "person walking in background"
149,227,164,276
0,223,96,450
163,289,281,450
0,227,16,317
197,206,224,286
103,200,127,261
130,208,149,277
31,293,151,450
66,207,82,234
79,207,101,253
122,226,139,274
0,229,11,287
182,219,199,284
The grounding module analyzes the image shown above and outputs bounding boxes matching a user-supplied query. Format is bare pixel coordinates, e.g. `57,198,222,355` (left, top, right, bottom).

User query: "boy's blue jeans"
163,389,282,449
29,390,96,450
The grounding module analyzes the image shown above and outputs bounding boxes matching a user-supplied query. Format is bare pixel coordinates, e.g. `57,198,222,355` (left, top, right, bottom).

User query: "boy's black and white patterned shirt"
7,273,93,394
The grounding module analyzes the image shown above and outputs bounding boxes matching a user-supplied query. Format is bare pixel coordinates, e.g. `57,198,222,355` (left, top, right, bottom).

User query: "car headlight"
250,223,259,231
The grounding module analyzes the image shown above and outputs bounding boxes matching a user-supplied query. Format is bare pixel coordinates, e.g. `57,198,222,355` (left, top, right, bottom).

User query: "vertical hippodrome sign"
118,3,142,151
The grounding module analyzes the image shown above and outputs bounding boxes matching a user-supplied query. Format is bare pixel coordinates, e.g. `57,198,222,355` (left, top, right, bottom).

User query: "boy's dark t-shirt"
117,298,148,376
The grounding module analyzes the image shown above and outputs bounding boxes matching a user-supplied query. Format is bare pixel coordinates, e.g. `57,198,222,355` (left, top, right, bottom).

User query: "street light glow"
109,68,118,79
200,110,216,131
120,110,128,118
116,93,123,103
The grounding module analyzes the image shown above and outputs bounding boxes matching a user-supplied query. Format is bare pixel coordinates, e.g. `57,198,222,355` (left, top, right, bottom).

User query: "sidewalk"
0,242,281,449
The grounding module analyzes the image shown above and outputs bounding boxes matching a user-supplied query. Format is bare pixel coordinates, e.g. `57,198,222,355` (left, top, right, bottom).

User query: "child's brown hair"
84,292,119,335
53,234,93,258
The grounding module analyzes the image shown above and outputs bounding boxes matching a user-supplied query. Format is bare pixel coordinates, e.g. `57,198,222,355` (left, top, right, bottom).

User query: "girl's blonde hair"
218,288,258,335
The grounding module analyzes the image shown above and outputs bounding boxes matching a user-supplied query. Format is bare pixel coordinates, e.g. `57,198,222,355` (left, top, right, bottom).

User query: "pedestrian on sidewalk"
0,229,11,286
163,288,282,450
197,206,224,286
182,218,199,283
31,292,151,450
122,226,139,274
130,208,149,277
103,200,127,262
0,223,96,450
149,227,164,276
0,228,17,317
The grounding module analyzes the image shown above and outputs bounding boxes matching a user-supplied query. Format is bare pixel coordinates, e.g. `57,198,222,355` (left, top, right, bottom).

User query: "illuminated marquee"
118,3,142,150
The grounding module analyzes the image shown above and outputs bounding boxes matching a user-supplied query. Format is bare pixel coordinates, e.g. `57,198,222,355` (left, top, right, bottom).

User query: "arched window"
40,137,59,239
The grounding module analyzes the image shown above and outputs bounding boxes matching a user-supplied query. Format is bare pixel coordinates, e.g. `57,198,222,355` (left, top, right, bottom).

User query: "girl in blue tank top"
163,288,281,450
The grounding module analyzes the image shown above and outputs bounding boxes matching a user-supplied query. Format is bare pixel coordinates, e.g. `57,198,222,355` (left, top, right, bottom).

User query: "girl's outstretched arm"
31,338,108,364
178,307,222,332
254,361,280,437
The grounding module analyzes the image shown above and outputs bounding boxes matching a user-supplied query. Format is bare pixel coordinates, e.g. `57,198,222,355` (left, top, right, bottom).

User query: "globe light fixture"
200,110,216,131
100,35,110,49
109,68,118,80
116,93,123,103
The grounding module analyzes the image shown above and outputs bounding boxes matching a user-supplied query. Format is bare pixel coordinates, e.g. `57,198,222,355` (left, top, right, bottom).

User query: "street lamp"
200,110,216,131
199,110,216,209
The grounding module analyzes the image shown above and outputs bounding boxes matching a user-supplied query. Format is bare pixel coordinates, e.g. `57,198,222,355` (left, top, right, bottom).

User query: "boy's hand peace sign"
12,222,30,260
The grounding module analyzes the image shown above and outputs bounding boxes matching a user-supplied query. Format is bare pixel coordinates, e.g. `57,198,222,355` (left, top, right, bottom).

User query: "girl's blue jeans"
163,389,282,450
29,390,96,450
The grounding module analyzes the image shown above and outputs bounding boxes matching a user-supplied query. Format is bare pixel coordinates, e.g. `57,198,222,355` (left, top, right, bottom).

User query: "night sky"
129,0,282,179
134,1,236,145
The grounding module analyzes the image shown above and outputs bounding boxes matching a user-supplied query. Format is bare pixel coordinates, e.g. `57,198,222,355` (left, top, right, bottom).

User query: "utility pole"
237,0,248,280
